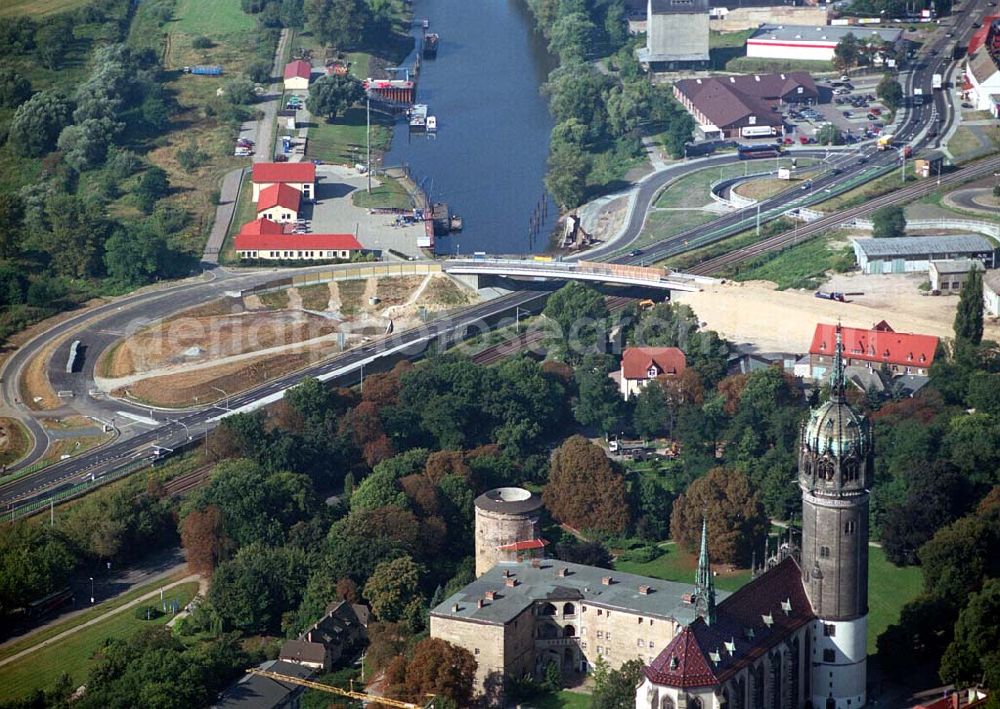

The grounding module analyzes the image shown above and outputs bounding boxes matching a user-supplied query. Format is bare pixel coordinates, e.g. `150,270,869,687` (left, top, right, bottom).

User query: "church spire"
831,322,846,400
694,516,716,625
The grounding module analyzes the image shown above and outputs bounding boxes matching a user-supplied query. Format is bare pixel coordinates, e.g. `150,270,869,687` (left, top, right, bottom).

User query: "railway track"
689,154,1000,277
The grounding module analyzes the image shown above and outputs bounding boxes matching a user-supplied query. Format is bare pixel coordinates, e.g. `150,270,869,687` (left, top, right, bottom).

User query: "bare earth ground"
100,274,477,408
674,273,999,354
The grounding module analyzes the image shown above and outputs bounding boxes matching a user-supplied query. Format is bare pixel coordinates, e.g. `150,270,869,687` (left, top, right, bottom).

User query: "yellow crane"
245,669,437,709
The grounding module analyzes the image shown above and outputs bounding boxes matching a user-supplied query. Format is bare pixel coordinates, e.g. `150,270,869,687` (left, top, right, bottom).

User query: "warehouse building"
852,235,996,274
674,72,818,138
637,0,711,70
928,259,984,293
747,24,904,62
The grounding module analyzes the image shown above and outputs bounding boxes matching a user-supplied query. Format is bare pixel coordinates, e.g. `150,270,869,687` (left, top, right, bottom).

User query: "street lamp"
211,386,229,410
170,419,191,441
90,577,95,604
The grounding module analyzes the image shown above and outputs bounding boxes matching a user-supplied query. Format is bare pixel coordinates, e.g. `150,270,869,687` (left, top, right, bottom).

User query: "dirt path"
0,573,199,669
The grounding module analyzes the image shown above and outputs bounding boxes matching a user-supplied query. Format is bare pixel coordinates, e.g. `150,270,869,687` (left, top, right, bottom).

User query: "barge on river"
422,33,439,58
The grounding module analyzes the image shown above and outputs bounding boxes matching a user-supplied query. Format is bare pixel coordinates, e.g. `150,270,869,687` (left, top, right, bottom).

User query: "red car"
799,135,810,144
784,137,794,145
871,108,882,116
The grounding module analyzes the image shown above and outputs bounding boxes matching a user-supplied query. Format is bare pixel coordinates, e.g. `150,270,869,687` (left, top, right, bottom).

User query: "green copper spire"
694,516,716,625
831,322,846,400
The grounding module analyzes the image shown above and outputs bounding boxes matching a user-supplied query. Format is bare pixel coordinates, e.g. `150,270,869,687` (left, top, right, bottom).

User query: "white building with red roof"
256,183,301,223
617,346,686,399
806,321,938,380
283,59,313,91
234,232,364,261
251,162,316,202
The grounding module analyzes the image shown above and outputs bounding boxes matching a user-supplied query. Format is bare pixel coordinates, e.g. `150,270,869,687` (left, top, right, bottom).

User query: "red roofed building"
618,346,686,399
256,183,302,223
239,217,289,235
283,59,312,90
234,233,364,261
808,321,938,379
252,162,316,202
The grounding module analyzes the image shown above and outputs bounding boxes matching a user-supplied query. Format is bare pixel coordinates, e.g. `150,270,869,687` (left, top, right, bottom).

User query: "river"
382,0,558,255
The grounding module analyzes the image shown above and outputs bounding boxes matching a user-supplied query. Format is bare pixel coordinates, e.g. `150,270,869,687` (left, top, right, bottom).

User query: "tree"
384,638,477,707
543,435,629,534
548,12,594,64
833,33,860,70
0,68,31,108
543,281,608,356
877,73,904,113
816,123,844,146
306,0,369,48
208,543,310,633
306,73,364,121
34,20,72,70
363,555,425,626
191,35,213,49
179,505,230,576
247,59,272,83
0,522,76,614
545,143,590,208
939,578,1000,689
633,380,671,439
38,194,110,278
919,512,1000,604
554,538,613,568
953,267,984,349
135,166,170,213
57,117,121,171
871,204,906,239
670,467,768,567
573,355,625,433
0,193,24,258
224,78,256,105
591,658,645,709
8,90,71,157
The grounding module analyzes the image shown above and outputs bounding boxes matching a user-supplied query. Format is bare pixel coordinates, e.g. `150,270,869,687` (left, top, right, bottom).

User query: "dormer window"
647,366,659,378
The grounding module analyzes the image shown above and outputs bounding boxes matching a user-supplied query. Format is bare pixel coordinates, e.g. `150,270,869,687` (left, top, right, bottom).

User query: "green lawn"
526,690,593,708
614,542,753,593
352,176,414,210
728,231,856,289
170,0,256,36
0,582,199,701
727,57,835,73
636,210,717,250
306,108,394,165
868,545,922,655
0,0,89,17
222,174,255,263
654,159,807,210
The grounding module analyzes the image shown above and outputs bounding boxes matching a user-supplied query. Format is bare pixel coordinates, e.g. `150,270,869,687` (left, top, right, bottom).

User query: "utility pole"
366,97,372,194
756,203,761,236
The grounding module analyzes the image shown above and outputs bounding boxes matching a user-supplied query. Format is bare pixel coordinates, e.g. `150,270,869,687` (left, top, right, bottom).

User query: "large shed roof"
853,235,995,258
749,23,903,44
431,559,722,626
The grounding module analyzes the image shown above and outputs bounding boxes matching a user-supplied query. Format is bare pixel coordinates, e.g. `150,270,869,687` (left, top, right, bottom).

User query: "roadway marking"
115,411,159,426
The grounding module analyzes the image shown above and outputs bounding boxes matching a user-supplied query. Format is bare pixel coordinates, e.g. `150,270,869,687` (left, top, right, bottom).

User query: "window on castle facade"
823,624,836,637
845,521,856,534
823,649,835,663
820,546,830,558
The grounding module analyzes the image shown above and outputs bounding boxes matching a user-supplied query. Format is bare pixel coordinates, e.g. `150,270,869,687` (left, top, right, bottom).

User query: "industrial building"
637,0,711,70
852,235,996,274
674,72,818,138
746,24,904,62
928,258,985,293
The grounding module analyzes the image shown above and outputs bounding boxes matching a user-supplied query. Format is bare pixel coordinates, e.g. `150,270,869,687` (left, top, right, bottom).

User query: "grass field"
868,545,922,655
170,0,256,36
0,418,31,467
306,108,394,165
0,582,198,701
0,0,89,17
352,175,413,210
527,690,593,708
727,56,835,73
637,210,718,249
728,231,856,289
614,542,753,593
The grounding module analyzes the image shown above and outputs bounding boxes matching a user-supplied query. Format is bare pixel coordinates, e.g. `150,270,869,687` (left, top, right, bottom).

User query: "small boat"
422,32,439,58
409,103,428,132
426,116,437,132
449,214,463,232
421,18,429,29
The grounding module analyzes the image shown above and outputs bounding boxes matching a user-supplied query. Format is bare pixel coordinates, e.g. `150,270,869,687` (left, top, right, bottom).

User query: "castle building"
474,487,546,577
636,324,873,709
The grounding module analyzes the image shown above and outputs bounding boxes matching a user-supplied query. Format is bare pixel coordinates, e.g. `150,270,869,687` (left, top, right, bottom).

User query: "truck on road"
932,73,943,89
913,87,924,105
877,134,895,150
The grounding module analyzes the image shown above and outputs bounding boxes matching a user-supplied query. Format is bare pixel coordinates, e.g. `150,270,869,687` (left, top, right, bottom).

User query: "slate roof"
645,558,814,688
431,559,724,626
810,322,938,369
675,72,817,130
212,660,312,708
622,347,687,380
279,639,326,665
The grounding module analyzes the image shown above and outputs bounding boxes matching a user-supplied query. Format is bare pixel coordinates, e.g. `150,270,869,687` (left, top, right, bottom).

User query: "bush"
191,36,213,49
617,545,659,563
134,605,163,620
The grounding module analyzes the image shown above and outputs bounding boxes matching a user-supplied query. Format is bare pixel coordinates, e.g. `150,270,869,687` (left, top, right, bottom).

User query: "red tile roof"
496,539,548,551
235,233,364,252
968,16,1000,54
810,322,938,368
257,183,301,213
645,558,815,689
252,162,316,184
239,217,289,235
284,59,312,81
622,347,686,380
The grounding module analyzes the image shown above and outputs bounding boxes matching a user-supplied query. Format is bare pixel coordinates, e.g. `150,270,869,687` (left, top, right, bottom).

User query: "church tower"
799,324,872,709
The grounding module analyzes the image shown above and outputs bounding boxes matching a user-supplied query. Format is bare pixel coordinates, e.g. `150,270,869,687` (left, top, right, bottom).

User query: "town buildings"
212,659,313,709
804,321,938,380
614,346,687,399
637,0,711,70
746,24,904,62
233,232,364,261
964,17,1000,115
636,326,872,709
283,59,312,91
278,601,369,672
852,235,996,274
928,259,985,293
257,183,302,223
252,163,316,202
674,72,818,139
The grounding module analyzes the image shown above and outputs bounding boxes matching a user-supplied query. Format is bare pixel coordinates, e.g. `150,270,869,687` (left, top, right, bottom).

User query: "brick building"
806,321,938,381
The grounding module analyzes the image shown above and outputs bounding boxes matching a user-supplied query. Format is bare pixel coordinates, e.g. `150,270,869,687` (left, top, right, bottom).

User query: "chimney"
452,603,460,612
505,577,518,588
477,598,485,609
485,590,497,601
503,569,511,578
601,576,614,586
638,584,652,595
557,567,569,578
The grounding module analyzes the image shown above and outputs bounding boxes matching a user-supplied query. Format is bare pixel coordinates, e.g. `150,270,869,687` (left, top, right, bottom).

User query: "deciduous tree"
384,638,477,707
543,435,629,534
306,73,364,121
8,91,71,157
363,555,425,626
871,204,906,239
179,505,231,576
0,68,31,108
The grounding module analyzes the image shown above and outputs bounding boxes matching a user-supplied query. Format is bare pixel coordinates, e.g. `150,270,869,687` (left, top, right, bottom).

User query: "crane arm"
245,669,432,709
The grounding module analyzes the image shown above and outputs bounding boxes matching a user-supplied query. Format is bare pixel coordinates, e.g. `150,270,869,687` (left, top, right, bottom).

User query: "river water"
382,0,558,255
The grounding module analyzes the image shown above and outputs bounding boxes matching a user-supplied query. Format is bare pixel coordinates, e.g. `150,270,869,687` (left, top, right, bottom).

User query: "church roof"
645,558,814,688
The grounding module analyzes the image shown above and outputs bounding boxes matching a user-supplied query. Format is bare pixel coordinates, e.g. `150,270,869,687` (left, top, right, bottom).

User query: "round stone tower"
799,324,873,709
474,487,544,577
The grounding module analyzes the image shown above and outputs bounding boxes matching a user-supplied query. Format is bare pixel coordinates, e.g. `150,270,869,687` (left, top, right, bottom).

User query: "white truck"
932,73,943,89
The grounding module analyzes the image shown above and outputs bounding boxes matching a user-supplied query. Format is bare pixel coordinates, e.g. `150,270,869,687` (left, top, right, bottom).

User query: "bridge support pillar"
451,273,482,291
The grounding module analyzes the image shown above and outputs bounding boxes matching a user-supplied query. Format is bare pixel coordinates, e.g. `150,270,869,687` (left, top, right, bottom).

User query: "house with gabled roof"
251,162,316,202
616,346,687,399
256,183,301,223
808,321,938,380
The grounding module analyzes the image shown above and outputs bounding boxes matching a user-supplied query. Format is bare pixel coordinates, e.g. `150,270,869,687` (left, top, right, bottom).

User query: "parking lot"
782,74,892,144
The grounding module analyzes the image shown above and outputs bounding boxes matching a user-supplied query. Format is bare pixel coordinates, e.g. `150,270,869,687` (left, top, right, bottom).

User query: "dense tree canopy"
543,435,629,534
